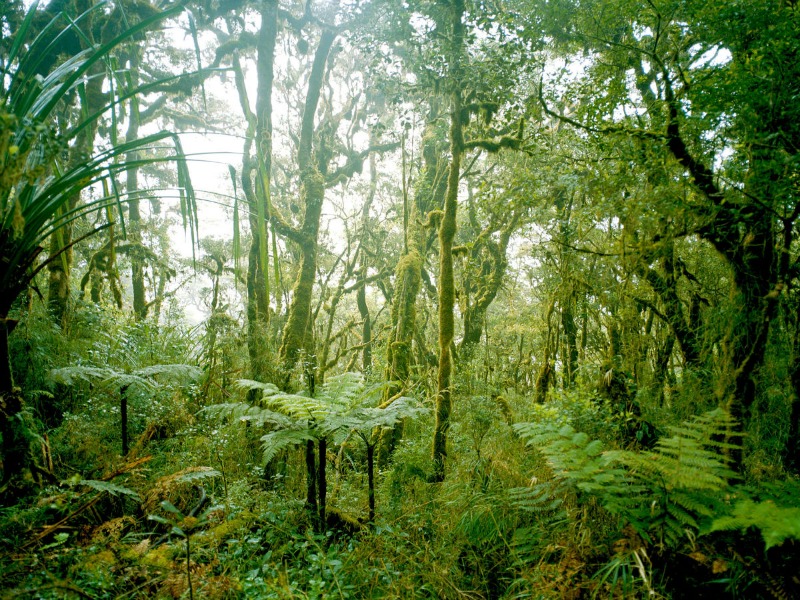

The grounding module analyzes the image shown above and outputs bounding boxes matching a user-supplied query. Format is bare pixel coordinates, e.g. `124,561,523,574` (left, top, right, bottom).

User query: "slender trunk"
356,134,379,372
318,437,327,531
357,264,372,371
432,0,465,483
279,175,324,372
305,438,317,520
459,224,515,356
0,314,31,502
279,30,336,376
367,443,375,523
47,7,104,327
654,332,676,406
127,52,147,321
561,296,578,388
378,109,446,464
237,1,277,384
120,384,129,456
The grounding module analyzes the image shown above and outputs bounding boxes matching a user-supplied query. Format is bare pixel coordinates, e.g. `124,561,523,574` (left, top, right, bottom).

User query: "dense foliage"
1,0,799,598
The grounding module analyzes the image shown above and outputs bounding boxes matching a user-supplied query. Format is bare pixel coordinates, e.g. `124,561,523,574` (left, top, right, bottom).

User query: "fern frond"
134,364,202,383
352,396,429,432
80,479,140,500
260,428,315,464
508,485,564,513
234,379,281,397
315,372,365,409
200,402,292,428
50,366,114,386
109,373,156,391
710,500,800,549
177,467,221,483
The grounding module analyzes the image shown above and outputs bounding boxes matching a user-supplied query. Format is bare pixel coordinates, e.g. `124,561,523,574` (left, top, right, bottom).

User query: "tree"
209,372,426,528
0,1,195,500
538,0,800,467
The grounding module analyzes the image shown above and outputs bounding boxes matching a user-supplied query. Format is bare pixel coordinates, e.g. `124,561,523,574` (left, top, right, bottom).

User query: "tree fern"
205,373,426,523
200,402,292,429
260,428,317,464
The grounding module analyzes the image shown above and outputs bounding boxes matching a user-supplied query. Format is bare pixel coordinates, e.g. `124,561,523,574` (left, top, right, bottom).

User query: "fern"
348,394,429,436
205,373,426,522
51,363,201,390
260,428,317,464
134,364,202,384
615,408,738,547
176,467,221,484
711,500,800,549
512,422,632,508
51,366,115,386
79,479,140,500
200,402,292,429
234,379,281,397
513,408,741,549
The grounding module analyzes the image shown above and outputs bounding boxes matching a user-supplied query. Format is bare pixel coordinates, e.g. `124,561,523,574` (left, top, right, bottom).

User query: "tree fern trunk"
367,443,375,523
318,438,327,532
305,439,317,523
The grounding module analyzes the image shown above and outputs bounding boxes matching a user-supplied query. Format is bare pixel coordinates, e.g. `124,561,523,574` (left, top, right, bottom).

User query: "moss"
142,544,176,570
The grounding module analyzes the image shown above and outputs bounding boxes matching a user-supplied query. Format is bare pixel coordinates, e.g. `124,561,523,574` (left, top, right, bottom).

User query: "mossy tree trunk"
278,29,337,379
379,103,448,464
47,62,105,327
356,142,379,372
0,313,30,502
234,0,278,384
458,208,519,358
432,0,466,483
126,50,147,322
554,190,578,388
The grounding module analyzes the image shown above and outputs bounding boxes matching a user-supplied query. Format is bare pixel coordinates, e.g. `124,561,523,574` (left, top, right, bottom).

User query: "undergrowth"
2,307,799,599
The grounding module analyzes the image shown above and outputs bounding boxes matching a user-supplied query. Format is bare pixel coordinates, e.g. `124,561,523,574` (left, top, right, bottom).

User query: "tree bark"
278,29,336,376
126,51,147,321
432,0,465,483
46,1,104,327
236,0,278,384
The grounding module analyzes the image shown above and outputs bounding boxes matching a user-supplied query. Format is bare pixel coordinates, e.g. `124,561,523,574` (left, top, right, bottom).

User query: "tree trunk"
46,4,104,327
120,384,129,457
236,0,278,384
305,438,317,523
432,0,466,483
459,221,516,357
126,55,147,321
378,106,447,464
367,442,375,523
318,437,327,532
278,29,336,377
0,314,31,503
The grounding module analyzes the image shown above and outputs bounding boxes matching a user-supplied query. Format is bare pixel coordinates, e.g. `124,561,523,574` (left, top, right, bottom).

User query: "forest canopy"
1,0,799,598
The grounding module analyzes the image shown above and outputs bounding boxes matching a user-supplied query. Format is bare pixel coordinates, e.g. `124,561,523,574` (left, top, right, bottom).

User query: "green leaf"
80,479,140,500
148,514,170,526
160,500,183,517
177,468,221,483
171,526,186,538
710,500,800,549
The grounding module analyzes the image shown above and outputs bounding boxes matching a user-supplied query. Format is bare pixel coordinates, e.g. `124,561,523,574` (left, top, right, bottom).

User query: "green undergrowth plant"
509,407,754,596
51,362,201,458
709,478,800,549
513,408,739,548
203,372,427,527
